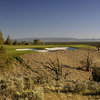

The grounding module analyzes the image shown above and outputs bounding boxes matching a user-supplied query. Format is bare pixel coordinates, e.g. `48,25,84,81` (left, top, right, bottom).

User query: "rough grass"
0,47,99,99
45,93,99,100
0,44,94,57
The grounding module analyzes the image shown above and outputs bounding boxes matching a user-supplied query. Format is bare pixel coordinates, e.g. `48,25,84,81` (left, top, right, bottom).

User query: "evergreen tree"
5,35,12,45
21,41,26,45
0,30,4,44
13,40,18,45
34,38,41,45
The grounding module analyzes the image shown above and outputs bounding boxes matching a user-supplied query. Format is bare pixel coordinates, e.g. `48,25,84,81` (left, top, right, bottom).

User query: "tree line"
46,42,100,51
1,30,100,50
0,30,41,45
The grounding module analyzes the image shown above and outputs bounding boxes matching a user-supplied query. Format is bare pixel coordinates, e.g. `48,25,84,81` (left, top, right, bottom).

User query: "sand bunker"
16,47,76,52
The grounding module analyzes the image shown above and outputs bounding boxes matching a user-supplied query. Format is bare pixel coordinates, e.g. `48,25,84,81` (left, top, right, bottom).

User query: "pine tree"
5,35,12,45
0,30,4,44
34,38,41,45
13,40,18,45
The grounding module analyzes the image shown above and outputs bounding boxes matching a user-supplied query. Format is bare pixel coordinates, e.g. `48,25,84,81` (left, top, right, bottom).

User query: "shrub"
0,78,44,100
12,92,21,100
91,43,100,51
20,41,27,45
24,77,34,90
12,87,44,100
0,46,13,69
88,81,100,92
34,38,41,45
0,30,4,44
13,40,18,45
14,78,24,92
14,56,24,64
34,76,47,85
0,83,7,90
92,67,100,82
63,80,88,93
0,46,6,67
25,42,30,45
0,79,6,84
80,52,93,71
0,79,14,98
42,55,63,92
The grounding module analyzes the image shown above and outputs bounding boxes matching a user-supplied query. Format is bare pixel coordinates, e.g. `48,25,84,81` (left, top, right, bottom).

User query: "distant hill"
13,37,100,42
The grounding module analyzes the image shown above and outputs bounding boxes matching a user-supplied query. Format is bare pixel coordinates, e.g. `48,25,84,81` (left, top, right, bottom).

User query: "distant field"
0,44,94,57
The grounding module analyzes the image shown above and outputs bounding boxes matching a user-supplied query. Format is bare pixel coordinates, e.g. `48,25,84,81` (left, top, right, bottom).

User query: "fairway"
0,44,94,57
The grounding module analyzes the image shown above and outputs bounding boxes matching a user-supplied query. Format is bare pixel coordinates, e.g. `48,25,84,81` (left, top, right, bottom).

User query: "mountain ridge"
13,37,100,42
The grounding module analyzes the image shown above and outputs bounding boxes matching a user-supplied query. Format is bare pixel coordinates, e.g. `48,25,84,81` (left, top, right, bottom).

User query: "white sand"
16,47,76,52
45,47,76,50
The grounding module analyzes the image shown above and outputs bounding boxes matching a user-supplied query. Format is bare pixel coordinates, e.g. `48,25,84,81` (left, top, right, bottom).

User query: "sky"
0,0,100,39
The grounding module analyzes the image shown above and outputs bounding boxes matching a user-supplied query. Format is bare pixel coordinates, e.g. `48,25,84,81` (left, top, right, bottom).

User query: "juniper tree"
5,35,12,45
94,43,100,51
0,46,6,67
21,41,26,45
13,40,18,45
0,30,4,44
80,52,93,71
34,38,41,45
42,53,70,92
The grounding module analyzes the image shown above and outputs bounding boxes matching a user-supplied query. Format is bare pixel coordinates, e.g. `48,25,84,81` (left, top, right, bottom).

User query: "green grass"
0,44,94,57
68,44,94,48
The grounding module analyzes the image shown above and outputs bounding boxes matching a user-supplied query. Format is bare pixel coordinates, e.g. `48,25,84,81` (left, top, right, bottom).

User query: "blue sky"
0,0,100,39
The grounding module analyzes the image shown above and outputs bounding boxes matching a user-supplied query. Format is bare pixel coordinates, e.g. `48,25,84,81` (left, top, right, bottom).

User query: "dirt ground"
20,49,100,82
0,49,100,100
2,49,100,83
21,49,100,68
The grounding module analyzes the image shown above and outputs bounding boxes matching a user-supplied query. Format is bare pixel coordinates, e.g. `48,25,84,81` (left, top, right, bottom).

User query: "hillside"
0,49,100,100
21,49,100,69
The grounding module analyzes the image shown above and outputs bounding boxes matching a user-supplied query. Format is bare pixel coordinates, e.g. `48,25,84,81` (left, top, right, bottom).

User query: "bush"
88,81,100,92
12,88,44,100
0,79,6,84
13,40,18,45
80,52,93,71
25,42,30,45
24,77,34,90
0,77,45,100
0,46,13,69
92,67,100,82
12,92,20,100
0,83,7,90
34,76,47,85
14,78,24,92
34,38,41,45
63,80,88,93
0,30,5,44
0,46,6,67
14,56,24,64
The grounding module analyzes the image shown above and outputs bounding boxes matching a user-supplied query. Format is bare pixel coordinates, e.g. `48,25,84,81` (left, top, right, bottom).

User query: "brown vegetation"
0,49,100,99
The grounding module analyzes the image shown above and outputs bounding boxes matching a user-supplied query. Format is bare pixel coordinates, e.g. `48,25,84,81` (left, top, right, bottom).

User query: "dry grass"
0,49,100,99
45,93,99,100
0,49,100,83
